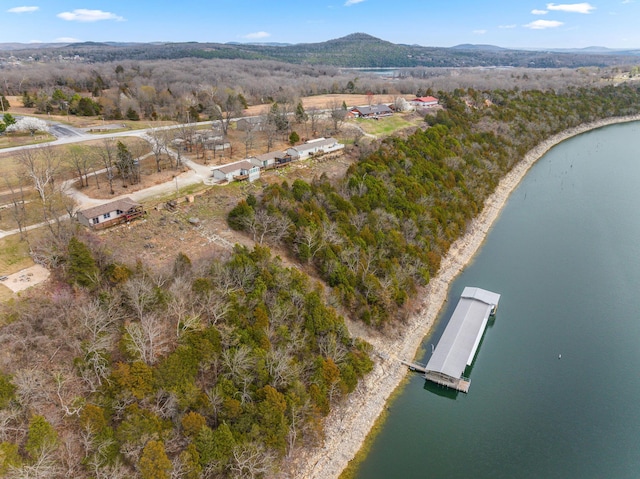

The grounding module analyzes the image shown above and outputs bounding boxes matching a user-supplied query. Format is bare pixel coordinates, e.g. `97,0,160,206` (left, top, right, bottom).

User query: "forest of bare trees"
1,55,636,123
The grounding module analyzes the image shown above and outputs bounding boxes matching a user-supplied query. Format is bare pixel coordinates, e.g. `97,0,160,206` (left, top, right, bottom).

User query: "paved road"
0,119,203,154
0,117,225,238
46,122,90,139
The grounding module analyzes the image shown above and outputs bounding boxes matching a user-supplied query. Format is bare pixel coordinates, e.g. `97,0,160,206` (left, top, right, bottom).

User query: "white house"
212,161,260,183
77,197,144,229
249,150,290,169
409,96,439,109
287,137,344,160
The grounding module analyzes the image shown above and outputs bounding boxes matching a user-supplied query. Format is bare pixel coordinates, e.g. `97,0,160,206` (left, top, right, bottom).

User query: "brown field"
4,95,177,130
243,93,402,116
6,93,401,129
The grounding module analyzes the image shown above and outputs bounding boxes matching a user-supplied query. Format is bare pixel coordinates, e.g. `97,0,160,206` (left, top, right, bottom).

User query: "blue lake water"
355,121,640,479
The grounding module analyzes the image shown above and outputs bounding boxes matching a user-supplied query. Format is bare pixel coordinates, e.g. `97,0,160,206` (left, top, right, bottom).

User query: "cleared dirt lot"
0,264,50,293
100,150,357,271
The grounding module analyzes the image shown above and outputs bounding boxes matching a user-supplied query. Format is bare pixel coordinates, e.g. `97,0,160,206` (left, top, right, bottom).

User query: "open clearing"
243,93,405,117
1,264,50,293
100,151,356,271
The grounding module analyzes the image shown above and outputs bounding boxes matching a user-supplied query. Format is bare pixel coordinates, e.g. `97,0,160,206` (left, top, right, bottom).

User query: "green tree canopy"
67,236,99,288
0,95,10,111
139,440,172,479
126,106,140,121
26,415,58,458
2,113,16,126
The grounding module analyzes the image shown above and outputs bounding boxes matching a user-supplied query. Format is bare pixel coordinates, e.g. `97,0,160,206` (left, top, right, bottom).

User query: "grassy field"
0,198,47,231
0,131,56,149
0,234,34,303
356,113,424,136
0,235,32,273
0,231,40,302
0,137,150,190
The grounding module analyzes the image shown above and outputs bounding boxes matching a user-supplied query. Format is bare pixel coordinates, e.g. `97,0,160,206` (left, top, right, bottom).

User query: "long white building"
424,287,501,393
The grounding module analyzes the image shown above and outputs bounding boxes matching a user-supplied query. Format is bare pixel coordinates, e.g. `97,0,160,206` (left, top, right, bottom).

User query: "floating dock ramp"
424,287,500,393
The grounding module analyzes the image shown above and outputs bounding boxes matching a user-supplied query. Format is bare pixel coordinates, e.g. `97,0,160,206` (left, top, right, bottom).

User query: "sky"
2,1,640,49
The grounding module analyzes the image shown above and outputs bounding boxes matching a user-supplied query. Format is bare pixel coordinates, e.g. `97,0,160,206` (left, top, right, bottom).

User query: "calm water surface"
356,121,640,479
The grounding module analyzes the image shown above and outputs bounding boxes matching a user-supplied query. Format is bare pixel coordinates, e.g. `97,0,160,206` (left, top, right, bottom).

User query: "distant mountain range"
1,33,638,68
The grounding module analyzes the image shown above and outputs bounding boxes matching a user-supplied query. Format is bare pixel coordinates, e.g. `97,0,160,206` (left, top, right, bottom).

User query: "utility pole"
1,78,7,114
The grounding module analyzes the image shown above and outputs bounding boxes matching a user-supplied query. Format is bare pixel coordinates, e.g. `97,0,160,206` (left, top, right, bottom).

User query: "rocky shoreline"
292,114,640,479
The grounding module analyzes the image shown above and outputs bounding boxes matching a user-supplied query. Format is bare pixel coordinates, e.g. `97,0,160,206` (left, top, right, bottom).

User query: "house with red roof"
409,96,439,109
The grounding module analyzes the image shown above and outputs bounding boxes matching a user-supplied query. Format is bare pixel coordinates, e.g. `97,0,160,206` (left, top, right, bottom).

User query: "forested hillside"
3,33,637,68
0,243,372,477
228,85,640,327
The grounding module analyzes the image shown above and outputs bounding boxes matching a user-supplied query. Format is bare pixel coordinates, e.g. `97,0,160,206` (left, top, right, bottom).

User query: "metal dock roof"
425,287,500,383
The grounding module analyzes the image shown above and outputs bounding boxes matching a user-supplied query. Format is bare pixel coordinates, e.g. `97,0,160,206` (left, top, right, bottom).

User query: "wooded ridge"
3,33,639,68
228,84,640,327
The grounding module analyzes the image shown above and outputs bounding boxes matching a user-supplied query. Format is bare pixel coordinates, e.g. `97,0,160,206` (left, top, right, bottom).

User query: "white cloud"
56,37,81,43
621,0,633,3
345,0,365,5
524,19,564,29
531,9,549,14
243,31,271,40
546,3,596,13
473,29,488,35
57,9,125,22
7,6,39,13
499,24,517,29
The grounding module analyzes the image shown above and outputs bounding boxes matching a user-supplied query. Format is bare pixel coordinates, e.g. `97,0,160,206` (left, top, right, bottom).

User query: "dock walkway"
399,360,427,374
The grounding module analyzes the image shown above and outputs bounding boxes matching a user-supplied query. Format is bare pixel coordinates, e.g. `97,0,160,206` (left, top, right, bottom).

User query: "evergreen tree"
227,200,254,230
173,252,192,277
126,106,140,121
3,113,16,126
139,440,172,479
21,91,34,108
116,141,137,183
0,372,16,408
26,415,57,458
77,97,101,116
67,236,99,287
0,442,21,475
295,101,308,123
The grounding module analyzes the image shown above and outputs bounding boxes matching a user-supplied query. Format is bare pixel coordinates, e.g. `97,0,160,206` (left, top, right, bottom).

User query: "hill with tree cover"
3,33,638,68
228,84,640,327
0,243,372,477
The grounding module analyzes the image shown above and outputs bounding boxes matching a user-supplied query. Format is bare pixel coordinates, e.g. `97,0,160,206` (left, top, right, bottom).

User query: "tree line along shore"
300,111,640,479
0,83,640,479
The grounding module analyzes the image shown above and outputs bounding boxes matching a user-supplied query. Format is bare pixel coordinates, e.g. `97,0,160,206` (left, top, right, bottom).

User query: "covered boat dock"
424,287,500,393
